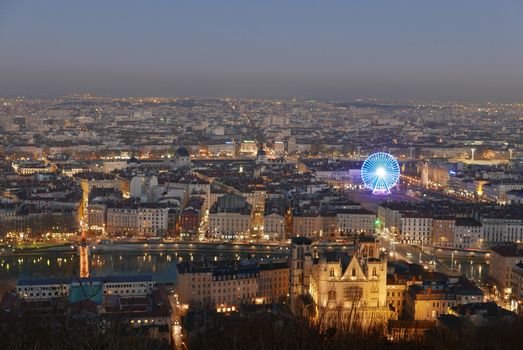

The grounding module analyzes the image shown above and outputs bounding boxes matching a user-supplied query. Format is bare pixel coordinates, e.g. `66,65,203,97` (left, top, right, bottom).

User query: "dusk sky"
1,0,523,101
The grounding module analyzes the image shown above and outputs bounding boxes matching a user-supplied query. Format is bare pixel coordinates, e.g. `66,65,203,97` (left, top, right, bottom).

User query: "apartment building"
176,259,289,308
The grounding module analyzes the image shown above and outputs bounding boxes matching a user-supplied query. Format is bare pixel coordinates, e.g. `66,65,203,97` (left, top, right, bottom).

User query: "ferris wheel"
361,152,400,194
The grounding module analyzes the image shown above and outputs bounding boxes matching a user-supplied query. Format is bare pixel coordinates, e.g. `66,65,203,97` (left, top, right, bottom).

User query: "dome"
176,146,190,157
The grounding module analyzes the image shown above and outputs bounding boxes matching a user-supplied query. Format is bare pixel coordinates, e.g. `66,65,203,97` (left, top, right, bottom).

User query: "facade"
385,263,428,320
0,203,16,222
400,214,433,245
258,262,290,303
336,209,376,236
489,244,523,298
321,212,338,239
263,213,286,240
12,161,56,175
180,196,205,237
87,202,107,233
102,275,155,296
405,285,459,321
404,278,483,321
289,237,314,311
510,263,523,313
263,199,287,241
481,215,523,245
453,218,483,249
16,278,69,301
291,237,390,328
176,259,289,308
172,146,191,169
292,212,322,239
208,194,252,239
106,202,169,237
16,275,154,301
432,217,455,248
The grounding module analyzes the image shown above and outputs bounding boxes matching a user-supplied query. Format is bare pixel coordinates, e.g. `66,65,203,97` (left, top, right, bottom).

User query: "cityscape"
1,1,523,350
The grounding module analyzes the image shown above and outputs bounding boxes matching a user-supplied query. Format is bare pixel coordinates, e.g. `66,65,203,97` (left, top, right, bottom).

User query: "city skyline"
2,2,523,349
1,0,523,102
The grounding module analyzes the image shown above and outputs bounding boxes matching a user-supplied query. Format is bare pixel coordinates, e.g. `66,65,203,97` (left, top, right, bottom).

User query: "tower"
289,237,313,313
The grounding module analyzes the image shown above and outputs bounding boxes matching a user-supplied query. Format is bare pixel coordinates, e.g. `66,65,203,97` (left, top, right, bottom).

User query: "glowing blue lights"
361,152,400,193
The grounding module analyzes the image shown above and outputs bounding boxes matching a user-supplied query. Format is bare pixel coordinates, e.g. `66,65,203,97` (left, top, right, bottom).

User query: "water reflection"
0,250,288,285
440,257,489,283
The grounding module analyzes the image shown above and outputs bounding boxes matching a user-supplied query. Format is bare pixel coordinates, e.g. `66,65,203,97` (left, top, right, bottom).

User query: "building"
180,196,205,237
289,237,314,311
263,198,287,240
258,261,290,303
291,237,390,328
12,160,56,175
321,211,338,239
87,202,107,233
13,275,170,341
16,275,154,301
172,146,191,169
336,208,376,236
510,263,523,313
453,218,483,249
489,244,523,299
432,217,455,248
16,278,69,301
292,210,322,239
481,211,523,245
400,214,433,245
176,259,289,308
404,276,483,321
208,194,252,239
444,302,516,327
386,262,426,319
106,201,169,237
75,172,121,219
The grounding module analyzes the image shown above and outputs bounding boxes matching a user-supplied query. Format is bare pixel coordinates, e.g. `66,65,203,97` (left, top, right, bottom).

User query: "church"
290,236,391,329
171,145,191,169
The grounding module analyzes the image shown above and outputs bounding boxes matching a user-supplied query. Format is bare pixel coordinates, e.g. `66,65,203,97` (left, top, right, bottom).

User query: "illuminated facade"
291,237,390,328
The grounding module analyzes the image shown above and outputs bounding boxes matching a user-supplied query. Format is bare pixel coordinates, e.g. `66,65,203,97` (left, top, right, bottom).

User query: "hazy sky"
1,0,523,101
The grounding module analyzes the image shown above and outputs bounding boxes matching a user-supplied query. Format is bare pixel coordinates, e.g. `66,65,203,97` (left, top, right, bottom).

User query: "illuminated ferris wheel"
361,152,400,193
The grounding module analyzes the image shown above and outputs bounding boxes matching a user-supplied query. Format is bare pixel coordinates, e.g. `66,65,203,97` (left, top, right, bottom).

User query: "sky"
1,0,523,102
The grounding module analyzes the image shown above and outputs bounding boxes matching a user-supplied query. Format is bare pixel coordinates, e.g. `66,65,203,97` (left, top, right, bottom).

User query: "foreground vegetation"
0,317,171,350
187,310,523,350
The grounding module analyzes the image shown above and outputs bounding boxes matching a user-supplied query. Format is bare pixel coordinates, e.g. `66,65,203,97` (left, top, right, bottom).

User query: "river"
0,248,289,290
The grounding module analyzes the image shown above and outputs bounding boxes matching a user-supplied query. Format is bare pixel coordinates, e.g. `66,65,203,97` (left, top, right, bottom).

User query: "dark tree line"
0,316,171,350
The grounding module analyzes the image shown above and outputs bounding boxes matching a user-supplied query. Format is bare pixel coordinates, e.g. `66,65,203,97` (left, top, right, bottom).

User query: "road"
169,292,186,349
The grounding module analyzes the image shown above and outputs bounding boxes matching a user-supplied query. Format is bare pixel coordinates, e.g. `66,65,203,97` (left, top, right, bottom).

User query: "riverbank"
0,241,292,257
